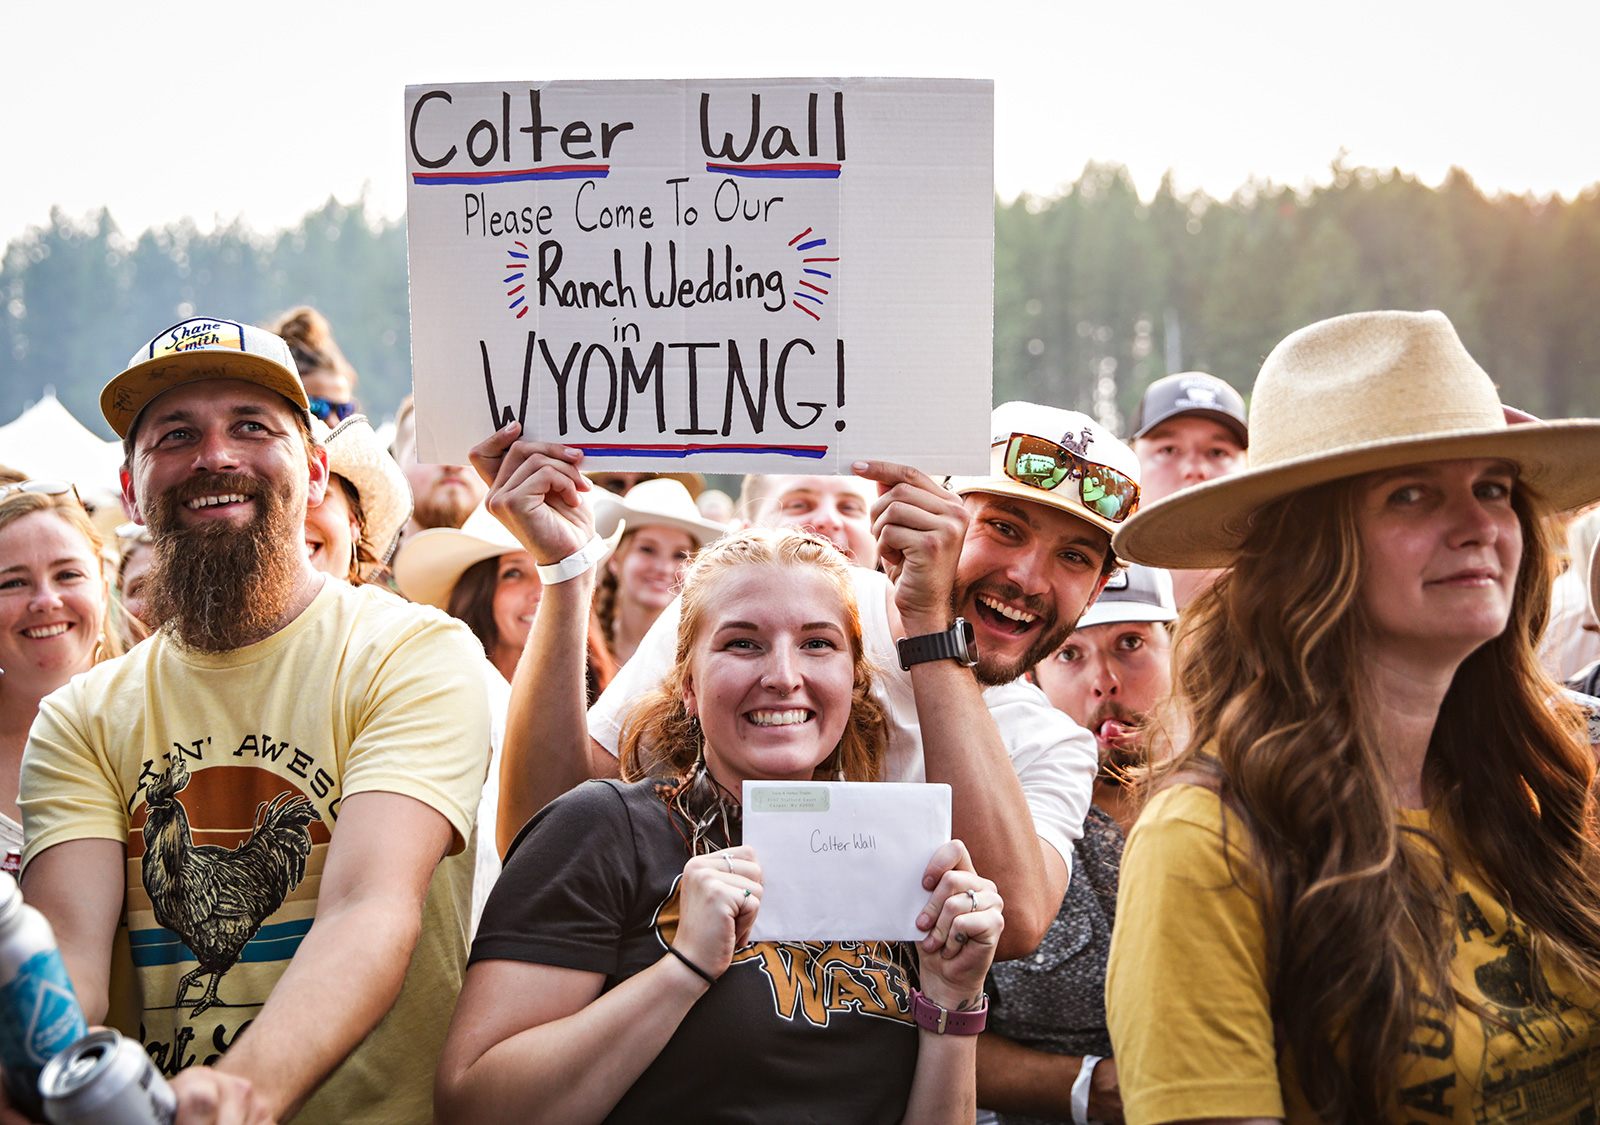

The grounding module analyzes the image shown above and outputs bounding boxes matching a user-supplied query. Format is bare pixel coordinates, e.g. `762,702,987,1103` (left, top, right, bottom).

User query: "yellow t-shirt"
1106,785,1600,1124
21,580,491,1125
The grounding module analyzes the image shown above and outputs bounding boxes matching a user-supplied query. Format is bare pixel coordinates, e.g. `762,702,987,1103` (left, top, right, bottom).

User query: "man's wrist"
897,608,953,637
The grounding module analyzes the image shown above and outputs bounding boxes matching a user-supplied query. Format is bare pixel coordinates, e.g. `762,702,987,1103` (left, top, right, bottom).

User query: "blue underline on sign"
705,163,842,179
577,443,830,459
412,165,610,185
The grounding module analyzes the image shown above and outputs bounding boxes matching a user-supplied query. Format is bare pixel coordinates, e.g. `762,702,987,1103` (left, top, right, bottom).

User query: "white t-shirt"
472,662,511,933
587,567,1096,870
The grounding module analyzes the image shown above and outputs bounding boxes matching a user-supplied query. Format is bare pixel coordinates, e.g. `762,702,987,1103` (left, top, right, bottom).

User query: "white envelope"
742,780,953,942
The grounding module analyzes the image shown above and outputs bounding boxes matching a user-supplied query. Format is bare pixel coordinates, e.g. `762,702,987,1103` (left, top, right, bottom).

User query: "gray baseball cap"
1076,564,1178,629
1128,372,1248,449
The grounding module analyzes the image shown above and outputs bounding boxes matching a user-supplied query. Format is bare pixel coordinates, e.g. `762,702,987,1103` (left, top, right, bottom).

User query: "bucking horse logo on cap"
1059,427,1094,457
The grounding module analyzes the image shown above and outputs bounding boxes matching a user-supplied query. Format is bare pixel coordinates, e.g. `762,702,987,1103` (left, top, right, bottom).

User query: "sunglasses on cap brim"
1000,434,1141,524
0,478,84,509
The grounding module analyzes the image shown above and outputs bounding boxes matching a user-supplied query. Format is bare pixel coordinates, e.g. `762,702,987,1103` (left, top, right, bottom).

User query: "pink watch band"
909,988,988,1035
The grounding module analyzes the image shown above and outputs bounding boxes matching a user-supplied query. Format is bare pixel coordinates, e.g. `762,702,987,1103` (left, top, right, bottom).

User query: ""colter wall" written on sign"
405,78,993,475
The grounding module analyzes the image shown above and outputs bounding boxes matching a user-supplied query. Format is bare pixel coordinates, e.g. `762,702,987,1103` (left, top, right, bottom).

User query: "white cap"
1075,564,1178,630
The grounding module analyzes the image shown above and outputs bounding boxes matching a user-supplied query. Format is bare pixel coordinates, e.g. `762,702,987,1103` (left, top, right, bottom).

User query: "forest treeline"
4,161,1598,441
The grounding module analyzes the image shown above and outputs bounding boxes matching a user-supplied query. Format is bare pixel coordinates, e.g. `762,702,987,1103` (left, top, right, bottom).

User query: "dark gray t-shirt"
473,777,921,1124
984,803,1123,1125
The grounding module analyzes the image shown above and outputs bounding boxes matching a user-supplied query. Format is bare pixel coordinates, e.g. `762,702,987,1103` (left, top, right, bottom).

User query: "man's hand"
851,460,969,632
170,1067,276,1125
469,423,594,565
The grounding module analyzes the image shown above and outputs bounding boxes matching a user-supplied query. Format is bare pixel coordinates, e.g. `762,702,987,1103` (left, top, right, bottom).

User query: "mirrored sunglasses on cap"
1000,433,1140,523
0,479,83,508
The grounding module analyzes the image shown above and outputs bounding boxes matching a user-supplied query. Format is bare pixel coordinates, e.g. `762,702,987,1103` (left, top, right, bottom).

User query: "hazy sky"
4,0,1593,242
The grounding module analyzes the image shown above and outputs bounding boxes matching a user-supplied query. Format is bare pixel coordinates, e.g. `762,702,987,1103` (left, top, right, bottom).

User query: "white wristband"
536,534,609,584
1071,1054,1101,1125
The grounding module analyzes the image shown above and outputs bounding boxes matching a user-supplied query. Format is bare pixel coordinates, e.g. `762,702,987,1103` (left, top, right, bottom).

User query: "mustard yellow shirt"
1106,785,1600,1124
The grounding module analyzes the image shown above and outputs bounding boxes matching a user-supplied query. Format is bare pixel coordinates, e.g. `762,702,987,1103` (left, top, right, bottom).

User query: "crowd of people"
1,304,1598,1125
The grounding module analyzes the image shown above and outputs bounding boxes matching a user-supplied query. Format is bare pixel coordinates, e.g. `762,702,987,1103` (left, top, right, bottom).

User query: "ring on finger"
722,855,733,874
966,888,979,913
744,888,752,899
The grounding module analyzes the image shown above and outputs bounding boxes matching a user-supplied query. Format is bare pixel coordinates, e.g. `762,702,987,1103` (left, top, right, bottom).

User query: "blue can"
0,873,88,1114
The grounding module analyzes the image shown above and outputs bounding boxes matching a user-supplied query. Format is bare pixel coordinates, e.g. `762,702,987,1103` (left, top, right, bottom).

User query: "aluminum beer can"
0,872,87,1115
39,1030,175,1125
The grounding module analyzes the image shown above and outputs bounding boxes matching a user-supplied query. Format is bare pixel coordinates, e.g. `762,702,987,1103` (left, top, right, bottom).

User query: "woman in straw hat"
591,478,727,666
303,414,411,586
393,503,615,693
1103,310,1600,1124
435,441,1002,1125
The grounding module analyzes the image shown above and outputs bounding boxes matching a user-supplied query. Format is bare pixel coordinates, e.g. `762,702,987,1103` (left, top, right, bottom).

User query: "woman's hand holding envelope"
914,839,1003,1011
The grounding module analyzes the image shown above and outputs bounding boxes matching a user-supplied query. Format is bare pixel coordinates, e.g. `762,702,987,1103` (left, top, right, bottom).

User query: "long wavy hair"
619,528,888,786
1143,475,1600,1122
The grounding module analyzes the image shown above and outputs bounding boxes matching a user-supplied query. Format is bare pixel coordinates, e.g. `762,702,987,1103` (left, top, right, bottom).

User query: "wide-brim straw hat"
592,478,728,548
1113,310,1600,570
314,414,412,569
392,504,527,610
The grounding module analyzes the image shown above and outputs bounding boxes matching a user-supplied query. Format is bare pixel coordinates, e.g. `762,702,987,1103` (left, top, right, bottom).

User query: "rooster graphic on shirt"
139,756,321,1016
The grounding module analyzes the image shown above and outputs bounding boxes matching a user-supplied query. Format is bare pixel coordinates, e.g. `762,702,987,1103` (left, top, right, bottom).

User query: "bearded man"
976,563,1179,1125
482,401,1135,959
19,318,489,1125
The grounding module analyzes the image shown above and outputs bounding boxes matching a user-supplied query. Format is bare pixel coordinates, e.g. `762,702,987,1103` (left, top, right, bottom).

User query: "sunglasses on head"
308,398,357,424
0,478,84,509
1000,433,1141,523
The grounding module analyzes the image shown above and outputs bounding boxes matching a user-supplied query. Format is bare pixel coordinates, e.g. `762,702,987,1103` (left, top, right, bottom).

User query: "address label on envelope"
743,780,952,942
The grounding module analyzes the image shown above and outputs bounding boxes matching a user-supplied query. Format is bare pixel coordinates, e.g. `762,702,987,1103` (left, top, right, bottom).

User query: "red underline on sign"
793,302,822,320
412,165,610,185
706,163,842,179
576,443,830,459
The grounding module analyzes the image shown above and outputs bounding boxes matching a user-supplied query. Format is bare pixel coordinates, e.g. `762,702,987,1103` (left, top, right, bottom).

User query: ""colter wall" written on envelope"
742,780,952,942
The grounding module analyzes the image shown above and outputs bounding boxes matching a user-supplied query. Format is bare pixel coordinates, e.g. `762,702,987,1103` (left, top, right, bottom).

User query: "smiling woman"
0,487,121,867
435,440,1005,1125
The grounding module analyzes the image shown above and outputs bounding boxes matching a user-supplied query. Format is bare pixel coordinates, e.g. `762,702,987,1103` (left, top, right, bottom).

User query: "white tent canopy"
0,391,124,493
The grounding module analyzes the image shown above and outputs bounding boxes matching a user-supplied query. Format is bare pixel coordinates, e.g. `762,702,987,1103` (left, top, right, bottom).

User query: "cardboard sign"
404,78,993,473
742,780,952,941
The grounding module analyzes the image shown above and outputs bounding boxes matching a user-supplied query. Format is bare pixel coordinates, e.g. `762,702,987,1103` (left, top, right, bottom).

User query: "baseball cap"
1075,564,1178,630
1128,372,1248,449
102,317,311,439
952,402,1143,538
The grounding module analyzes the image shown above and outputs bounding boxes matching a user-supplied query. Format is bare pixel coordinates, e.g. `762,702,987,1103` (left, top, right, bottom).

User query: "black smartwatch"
897,618,979,671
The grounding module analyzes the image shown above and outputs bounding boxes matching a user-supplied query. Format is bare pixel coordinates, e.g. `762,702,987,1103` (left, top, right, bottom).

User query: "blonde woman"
435,442,1002,1125
0,482,121,867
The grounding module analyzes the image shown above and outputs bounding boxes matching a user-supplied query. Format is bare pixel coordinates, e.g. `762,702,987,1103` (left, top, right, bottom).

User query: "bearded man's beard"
953,581,1070,688
412,479,475,530
144,473,304,652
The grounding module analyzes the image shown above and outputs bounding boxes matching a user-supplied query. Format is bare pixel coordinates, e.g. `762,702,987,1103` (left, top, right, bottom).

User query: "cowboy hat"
592,478,728,548
392,503,528,610
313,414,412,571
1112,310,1600,570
